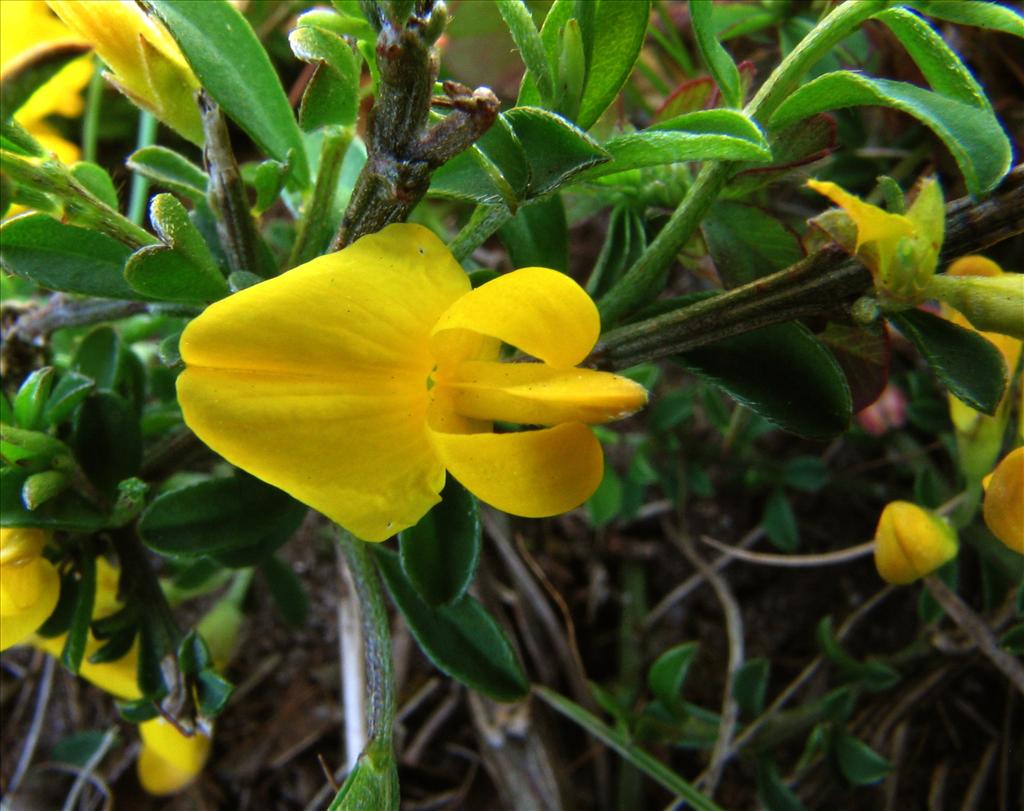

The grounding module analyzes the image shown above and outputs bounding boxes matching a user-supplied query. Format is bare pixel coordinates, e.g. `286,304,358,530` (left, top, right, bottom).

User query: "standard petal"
432,267,600,369
180,223,470,379
0,558,59,651
178,368,445,541
439,361,648,426
431,423,603,517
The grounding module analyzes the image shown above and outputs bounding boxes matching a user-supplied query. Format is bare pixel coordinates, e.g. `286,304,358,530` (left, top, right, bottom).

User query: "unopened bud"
928,272,1024,341
873,501,958,585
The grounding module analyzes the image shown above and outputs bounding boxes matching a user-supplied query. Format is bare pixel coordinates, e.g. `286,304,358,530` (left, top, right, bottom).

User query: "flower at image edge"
0,528,60,651
873,501,958,585
983,447,1023,554
137,717,212,796
177,223,648,542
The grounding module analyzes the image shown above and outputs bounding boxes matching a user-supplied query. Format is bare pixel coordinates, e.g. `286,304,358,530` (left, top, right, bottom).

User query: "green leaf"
647,642,699,715
498,195,568,271
905,1,1024,37
70,162,119,210
73,393,142,497
770,72,1011,196
676,321,852,439
817,322,890,413
262,554,310,627
701,200,803,288
497,0,555,105
0,468,108,532
60,552,97,675
177,630,212,676
399,479,481,607
579,110,770,181
781,457,829,493
51,730,117,769
127,146,209,200
727,114,837,195
756,758,807,811
14,367,55,430
0,41,90,117
290,26,361,131
147,0,310,187
0,214,141,300
733,658,770,718
195,669,234,716
428,113,529,206
890,309,1006,415
762,488,798,551
832,729,892,785
327,744,399,811
21,470,70,510
138,473,307,558
690,0,742,107
505,106,610,196
575,0,650,129
375,547,528,701
816,616,900,691
1,117,44,157
586,463,623,528
587,206,647,298
516,0,574,109
246,158,291,215
72,327,122,392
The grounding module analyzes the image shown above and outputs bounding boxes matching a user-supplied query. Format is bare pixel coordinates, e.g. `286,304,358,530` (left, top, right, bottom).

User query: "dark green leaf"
375,548,528,701
147,0,310,186
43,372,95,426
399,479,481,607
0,468,108,532
127,146,209,200
115,698,160,723
771,72,1011,196
676,322,852,439
195,669,234,716
757,758,806,811
139,474,306,558
817,322,890,413
647,642,699,715
762,488,799,551
832,729,892,785
891,309,1006,415
727,114,837,195
51,730,116,769
505,107,610,196
70,162,119,210
587,206,647,298
89,627,138,665
498,195,568,271
72,327,122,391
816,617,900,691
690,0,742,107
575,0,650,129
60,552,96,675
429,114,529,206
497,0,555,105
177,630,212,675
0,214,141,300
73,392,142,497
701,201,803,288
137,618,169,698
125,245,228,304
14,367,55,430
1,42,90,116
326,744,399,811
733,658,770,718
262,554,310,626
781,457,829,493
515,0,573,108
587,463,623,528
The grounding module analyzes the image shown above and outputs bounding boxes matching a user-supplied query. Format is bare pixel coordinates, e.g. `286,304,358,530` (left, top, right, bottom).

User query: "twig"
336,543,366,769
923,575,1024,696
9,654,55,794
61,725,118,811
698,535,876,567
9,295,148,341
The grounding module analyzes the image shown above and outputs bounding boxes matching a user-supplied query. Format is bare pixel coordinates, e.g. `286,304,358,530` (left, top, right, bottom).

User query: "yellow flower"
939,256,1022,482
32,557,143,700
0,528,60,651
137,716,212,796
47,0,203,144
177,223,648,542
874,501,958,585
983,447,1023,554
807,177,943,309
0,0,91,163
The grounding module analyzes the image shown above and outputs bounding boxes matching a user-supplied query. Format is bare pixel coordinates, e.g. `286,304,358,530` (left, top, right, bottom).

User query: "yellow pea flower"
0,0,91,164
874,501,958,585
807,177,944,310
983,447,1023,554
0,528,60,651
46,0,203,144
939,256,1022,482
177,223,648,542
137,716,212,796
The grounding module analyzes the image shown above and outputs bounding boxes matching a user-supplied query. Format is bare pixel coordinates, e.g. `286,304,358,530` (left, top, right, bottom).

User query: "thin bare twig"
61,725,118,811
9,654,55,794
336,543,367,770
698,535,876,567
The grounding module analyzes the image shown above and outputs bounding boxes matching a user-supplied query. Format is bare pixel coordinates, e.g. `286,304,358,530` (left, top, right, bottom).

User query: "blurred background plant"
1,1,1022,809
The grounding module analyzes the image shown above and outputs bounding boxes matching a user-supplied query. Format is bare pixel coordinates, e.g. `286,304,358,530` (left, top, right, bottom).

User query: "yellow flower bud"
929,273,1024,341
137,717,212,795
873,501,958,585
46,1,203,144
0,528,60,650
983,447,1023,554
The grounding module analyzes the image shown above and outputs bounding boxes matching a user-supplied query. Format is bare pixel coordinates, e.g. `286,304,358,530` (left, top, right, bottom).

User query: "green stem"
289,128,353,267
448,204,512,262
127,112,157,226
336,529,396,749
81,58,105,164
596,0,888,327
533,686,725,811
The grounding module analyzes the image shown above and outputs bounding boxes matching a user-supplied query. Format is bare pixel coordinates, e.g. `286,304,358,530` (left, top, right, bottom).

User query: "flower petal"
432,268,599,369
439,360,648,426
180,223,470,379
178,368,444,541
137,718,211,796
0,558,59,651
431,423,603,517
